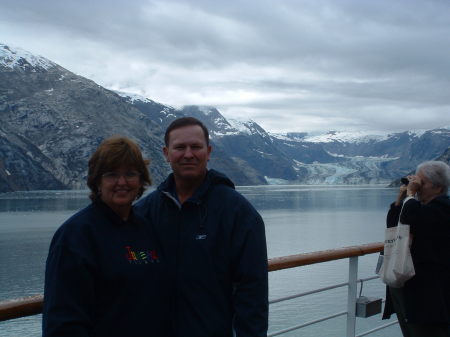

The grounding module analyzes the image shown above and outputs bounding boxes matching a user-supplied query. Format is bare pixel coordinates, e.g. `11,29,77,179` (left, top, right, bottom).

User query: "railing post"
346,256,358,337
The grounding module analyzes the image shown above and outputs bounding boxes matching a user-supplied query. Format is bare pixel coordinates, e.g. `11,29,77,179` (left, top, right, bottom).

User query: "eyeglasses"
102,171,141,183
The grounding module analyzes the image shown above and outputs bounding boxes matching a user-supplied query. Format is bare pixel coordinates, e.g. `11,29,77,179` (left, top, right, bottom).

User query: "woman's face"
98,166,142,218
417,171,443,204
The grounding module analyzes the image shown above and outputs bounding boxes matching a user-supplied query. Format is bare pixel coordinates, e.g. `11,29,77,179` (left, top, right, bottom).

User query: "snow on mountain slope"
297,128,450,144
115,90,155,104
227,118,272,140
0,43,55,71
303,130,389,143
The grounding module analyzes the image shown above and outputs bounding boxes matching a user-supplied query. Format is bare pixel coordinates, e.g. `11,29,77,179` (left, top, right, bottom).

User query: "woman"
43,136,171,337
382,160,450,337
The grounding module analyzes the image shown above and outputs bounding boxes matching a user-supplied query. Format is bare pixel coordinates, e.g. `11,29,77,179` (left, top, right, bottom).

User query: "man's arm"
231,207,268,337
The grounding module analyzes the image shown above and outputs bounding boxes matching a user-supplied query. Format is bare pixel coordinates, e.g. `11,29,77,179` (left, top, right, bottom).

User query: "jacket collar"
93,198,138,226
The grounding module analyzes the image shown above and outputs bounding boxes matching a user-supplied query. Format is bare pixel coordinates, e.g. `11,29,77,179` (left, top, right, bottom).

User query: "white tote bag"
378,224,415,288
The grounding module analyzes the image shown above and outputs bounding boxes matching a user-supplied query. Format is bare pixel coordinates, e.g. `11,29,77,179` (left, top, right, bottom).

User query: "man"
135,117,268,337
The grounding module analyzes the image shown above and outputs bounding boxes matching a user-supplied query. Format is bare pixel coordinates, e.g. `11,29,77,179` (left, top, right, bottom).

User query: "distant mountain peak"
301,130,391,144
196,106,218,116
227,118,254,135
0,43,56,71
114,90,155,104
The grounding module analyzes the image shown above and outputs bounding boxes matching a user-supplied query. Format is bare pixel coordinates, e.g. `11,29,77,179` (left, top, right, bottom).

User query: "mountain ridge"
1,43,449,192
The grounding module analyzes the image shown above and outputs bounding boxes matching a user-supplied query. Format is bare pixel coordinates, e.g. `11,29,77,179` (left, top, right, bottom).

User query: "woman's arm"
43,243,96,337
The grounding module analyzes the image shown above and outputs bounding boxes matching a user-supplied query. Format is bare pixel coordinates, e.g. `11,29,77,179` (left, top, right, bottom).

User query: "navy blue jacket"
382,195,450,323
135,169,269,337
43,199,173,337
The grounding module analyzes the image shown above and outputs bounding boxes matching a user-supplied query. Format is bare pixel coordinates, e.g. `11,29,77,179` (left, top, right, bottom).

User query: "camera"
400,177,409,185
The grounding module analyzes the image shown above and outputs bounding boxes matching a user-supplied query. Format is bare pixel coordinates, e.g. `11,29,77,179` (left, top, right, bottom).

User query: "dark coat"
43,200,172,337
134,169,269,337
382,195,450,323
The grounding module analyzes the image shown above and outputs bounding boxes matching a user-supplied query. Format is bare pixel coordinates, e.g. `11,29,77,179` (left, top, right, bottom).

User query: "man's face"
164,125,212,182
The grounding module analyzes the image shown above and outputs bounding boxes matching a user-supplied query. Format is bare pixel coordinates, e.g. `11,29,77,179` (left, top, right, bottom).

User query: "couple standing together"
42,117,269,337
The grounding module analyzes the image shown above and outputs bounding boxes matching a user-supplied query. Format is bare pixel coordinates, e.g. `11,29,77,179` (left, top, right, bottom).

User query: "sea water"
0,186,402,337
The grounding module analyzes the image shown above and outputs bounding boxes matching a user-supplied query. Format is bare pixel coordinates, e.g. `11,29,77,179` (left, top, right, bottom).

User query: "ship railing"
268,242,397,337
0,242,395,337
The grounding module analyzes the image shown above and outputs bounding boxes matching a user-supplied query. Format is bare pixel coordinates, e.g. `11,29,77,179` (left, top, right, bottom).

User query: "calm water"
0,185,402,337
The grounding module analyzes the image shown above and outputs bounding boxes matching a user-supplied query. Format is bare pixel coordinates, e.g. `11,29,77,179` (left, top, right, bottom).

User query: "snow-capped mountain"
116,95,269,185
118,98,298,183
0,43,169,192
118,87,450,186
0,43,56,71
272,128,450,184
1,43,449,192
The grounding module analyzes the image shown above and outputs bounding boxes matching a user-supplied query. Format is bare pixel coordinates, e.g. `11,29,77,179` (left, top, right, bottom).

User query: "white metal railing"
268,253,398,337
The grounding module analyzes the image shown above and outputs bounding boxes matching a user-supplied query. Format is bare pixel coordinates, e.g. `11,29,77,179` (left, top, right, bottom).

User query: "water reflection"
0,190,91,212
239,184,394,212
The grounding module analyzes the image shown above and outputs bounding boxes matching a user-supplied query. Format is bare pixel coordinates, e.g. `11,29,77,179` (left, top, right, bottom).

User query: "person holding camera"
382,160,450,337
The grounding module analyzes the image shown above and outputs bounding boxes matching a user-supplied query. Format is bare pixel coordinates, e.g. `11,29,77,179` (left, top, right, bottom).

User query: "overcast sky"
1,0,450,133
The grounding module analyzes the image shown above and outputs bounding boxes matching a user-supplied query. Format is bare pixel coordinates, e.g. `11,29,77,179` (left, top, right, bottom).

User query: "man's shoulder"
208,183,261,215
134,189,162,210
209,182,244,200
139,188,161,200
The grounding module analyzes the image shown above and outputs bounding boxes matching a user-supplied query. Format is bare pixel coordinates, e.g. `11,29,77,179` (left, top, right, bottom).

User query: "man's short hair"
164,117,210,146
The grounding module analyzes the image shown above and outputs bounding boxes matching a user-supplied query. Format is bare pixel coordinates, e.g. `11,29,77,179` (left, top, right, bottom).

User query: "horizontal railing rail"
0,295,43,322
268,275,384,337
0,242,385,331
269,275,379,305
268,242,383,271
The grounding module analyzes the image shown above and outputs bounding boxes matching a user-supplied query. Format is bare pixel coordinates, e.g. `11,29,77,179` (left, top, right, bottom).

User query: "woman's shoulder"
51,203,105,245
62,203,102,227
431,195,450,214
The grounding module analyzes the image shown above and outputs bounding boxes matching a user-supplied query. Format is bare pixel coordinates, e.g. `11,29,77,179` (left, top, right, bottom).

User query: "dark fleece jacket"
43,199,172,337
135,169,269,337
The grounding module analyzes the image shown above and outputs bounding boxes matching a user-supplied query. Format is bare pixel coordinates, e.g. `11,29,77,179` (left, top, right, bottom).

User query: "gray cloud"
1,0,450,133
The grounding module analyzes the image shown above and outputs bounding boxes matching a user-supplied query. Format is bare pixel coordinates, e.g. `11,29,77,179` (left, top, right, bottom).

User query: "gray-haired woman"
383,161,450,337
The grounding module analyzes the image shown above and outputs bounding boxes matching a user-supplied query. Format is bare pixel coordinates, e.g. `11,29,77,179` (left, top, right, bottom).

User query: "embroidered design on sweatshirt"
125,246,160,264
